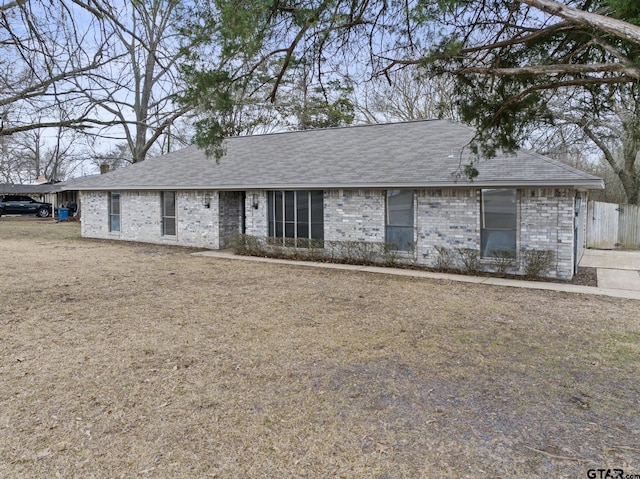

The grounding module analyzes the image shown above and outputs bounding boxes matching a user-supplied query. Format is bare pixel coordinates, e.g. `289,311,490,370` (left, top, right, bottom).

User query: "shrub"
233,234,266,256
456,248,480,273
234,236,420,268
521,249,555,278
381,243,402,266
331,240,378,265
353,241,379,265
434,246,454,271
487,249,516,275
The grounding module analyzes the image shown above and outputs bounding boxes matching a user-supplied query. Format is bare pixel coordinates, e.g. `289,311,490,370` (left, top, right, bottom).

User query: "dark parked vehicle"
0,195,53,218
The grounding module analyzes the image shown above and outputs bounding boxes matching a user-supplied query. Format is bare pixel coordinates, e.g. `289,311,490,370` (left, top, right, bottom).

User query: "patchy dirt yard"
0,218,639,478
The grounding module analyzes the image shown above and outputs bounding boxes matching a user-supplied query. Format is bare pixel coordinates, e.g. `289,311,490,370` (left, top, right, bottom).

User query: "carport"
0,183,56,199
0,183,57,217
0,183,69,220
1,178,90,221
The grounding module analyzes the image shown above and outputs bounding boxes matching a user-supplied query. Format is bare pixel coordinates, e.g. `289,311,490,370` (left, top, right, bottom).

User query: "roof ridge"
224,118,450,141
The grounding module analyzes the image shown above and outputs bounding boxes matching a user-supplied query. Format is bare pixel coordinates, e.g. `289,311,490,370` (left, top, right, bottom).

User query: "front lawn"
0,219,638,478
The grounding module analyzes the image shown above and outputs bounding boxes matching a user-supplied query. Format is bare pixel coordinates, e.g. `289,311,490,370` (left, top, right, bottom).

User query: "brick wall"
520,188,575,279
175,191,221,248
81,190,222,249
244,190,268,237
80,191,110,239
320,187,576,278
81,186,578,279
324,189,385,242
415,188,479,267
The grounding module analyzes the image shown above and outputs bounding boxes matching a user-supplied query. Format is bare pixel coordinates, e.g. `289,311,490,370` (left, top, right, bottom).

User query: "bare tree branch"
456,62,640,78
520,0,640,45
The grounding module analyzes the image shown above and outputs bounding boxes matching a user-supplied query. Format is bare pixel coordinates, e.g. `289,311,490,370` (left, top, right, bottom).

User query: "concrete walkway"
193,250,640,301
579,249,640,293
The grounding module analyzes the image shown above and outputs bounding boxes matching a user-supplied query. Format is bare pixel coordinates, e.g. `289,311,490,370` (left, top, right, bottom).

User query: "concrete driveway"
580,249,640,291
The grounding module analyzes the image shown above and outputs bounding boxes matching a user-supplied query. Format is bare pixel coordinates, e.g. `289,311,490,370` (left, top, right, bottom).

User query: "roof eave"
77,179,605,191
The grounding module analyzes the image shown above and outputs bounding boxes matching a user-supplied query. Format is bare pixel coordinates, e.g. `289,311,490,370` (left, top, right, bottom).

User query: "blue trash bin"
58,208,69,221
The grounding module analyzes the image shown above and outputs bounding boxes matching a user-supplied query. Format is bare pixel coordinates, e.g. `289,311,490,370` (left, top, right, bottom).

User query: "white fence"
587,201,640,249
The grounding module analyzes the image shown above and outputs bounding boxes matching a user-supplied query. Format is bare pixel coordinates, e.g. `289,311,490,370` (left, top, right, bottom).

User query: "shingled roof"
0,183,58,194
75,120,604,191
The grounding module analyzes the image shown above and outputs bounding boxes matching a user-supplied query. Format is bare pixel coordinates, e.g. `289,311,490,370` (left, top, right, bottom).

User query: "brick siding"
81,190,222,249
81,186,578,279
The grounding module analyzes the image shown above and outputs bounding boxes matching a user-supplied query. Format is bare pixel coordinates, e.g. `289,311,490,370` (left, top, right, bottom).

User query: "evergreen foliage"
179,0,640,202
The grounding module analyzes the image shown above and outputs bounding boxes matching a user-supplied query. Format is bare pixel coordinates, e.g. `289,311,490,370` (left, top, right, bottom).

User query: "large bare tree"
1,0,195,167
356,70,458,124
78,0,192,163
0,0,116,136
0,123,84,182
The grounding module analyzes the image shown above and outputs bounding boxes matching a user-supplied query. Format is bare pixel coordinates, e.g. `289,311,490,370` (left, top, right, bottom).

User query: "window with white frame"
386,189,415,251
162,191,176,236
109,192,120,232
481,189,517,257
267,190,323,244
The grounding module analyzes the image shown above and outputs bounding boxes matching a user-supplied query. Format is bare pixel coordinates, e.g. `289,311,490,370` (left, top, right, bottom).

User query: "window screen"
481,189,517,257
386,189,415,252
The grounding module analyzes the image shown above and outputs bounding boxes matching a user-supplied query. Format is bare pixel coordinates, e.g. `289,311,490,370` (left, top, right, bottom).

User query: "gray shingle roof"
0,183,58,194
75,120,604,191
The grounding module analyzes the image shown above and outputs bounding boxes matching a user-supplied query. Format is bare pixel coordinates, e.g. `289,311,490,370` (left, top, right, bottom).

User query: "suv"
0,195,53,217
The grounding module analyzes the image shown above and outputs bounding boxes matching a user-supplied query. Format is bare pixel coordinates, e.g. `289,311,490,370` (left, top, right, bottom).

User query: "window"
481,189,517,257
268,190,323,244
109,192,120,232
162,191,176,236
386,189,415,251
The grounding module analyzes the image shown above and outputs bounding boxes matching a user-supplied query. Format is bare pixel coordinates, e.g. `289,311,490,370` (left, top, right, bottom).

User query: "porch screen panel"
284,191,295,238
296,191,309,239
274,191,283,238
268,194,274,237
310,190,324,241
268,190,323,244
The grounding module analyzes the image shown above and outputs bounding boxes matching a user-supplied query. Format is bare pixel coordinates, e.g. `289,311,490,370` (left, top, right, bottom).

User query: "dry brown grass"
0,218,639,478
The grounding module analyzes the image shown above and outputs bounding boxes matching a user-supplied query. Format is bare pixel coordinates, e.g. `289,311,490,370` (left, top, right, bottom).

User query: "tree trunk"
619,166,640,205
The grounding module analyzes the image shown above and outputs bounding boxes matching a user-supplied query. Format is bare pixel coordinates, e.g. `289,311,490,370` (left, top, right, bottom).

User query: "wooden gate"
587,201,640,249
619,203,640,248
